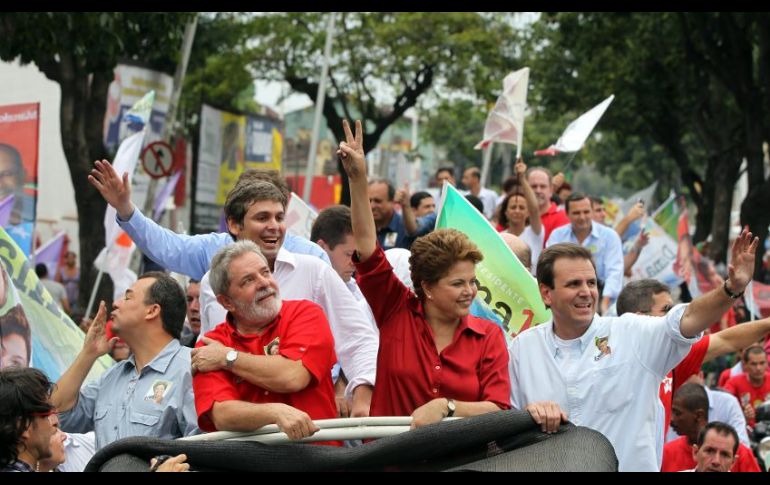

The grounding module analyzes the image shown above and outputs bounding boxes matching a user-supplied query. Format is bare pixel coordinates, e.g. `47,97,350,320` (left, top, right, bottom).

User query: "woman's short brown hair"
409,229,483,300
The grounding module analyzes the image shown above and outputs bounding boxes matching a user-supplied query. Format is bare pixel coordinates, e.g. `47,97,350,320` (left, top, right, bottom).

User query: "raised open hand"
84,301,117,358
337,120,366,181
727,226,759,292
88,160,134,219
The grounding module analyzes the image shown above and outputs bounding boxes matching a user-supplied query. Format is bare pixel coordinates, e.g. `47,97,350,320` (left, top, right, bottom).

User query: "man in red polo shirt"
191,240,338,442
663,383,759,472
527,167,569,244
724,346,770,427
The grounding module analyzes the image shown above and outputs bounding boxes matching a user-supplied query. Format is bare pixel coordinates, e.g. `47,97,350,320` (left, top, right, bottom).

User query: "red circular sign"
141,141,174,179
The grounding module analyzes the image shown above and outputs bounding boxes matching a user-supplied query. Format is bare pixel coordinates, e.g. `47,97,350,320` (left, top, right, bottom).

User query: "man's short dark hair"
368,178,395,201
674,383,709,415
311,205,353,249
564,192,590,214
0,367,54,468
34,263,48,279
138,272,186,339
743,345,767,362
696,422,739,456
465,194,484,213
590,196,604,206
436,167,454,178
223,180,287,239
616,279,671,315
409,191,433,210
465,167,481,181
536,243,596,289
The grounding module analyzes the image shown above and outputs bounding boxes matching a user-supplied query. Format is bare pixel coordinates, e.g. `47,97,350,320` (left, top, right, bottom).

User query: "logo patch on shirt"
144,379,172,404
264,337,280,356
384,231,398,248
593,336,612,361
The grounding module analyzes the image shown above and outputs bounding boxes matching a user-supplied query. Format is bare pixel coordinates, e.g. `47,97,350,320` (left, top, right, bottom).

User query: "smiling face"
415,196,436,217
540,257,598,333
219,252,282,329
0,333,29,368
505,194,529,228
567,197,594,236
422,260,478,321
228,200,286,263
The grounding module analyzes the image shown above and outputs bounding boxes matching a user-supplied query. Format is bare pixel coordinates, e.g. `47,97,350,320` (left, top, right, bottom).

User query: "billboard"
194,104,283,233
0,102,39,255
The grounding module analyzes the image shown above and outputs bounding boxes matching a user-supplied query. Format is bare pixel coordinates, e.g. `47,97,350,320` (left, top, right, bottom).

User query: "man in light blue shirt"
546,192,624,314
510,230,758,471
53,272,199,449
88,161,329,281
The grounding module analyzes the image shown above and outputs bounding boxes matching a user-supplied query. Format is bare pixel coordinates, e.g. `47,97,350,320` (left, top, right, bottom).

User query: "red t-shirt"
193,300,338,438
723,373,770,427
540,202,570,245
355,246,511,418
661,435,760,472
659,335,710,435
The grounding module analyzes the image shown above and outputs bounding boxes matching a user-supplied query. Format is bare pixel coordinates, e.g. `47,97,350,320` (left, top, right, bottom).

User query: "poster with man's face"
0,102,39,255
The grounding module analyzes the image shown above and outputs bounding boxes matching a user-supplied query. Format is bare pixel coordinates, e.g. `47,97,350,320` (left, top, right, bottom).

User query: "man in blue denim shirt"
52,272,199,450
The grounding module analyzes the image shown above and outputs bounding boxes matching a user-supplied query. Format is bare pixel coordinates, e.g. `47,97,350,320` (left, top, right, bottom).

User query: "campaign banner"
0,227,111,381
194,104,283,233
436,183,550,337
0,102,39,255
285,192,318,241
629,218,682,288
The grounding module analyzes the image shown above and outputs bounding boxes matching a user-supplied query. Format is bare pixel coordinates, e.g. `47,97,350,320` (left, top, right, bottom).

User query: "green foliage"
0,13,192,78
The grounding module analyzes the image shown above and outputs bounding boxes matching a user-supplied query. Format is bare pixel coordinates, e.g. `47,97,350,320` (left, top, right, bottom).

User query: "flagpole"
84,249,108,319
480,143,493,188
303,12,337,204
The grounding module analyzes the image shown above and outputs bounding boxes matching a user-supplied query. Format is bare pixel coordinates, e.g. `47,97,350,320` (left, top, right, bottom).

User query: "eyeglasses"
30,408,59,426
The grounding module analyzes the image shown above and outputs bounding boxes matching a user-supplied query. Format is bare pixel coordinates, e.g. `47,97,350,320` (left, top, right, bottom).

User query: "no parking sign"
141,141,174,179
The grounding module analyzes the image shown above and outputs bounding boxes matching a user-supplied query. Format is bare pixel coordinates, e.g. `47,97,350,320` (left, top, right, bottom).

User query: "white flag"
550,95,615,153
474,67,530,150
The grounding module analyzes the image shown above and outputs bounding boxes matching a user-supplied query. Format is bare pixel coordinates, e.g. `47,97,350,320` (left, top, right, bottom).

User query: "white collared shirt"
200,246,378,393
508,304,699,471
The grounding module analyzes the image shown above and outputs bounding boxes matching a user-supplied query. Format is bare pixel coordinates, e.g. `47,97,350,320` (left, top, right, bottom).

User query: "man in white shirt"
509,229,759,471
197,181,377,417
461,166,498,220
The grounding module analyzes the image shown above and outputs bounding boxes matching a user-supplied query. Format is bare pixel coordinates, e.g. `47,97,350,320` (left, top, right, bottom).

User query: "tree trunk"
708,156,740,264
58,58,114,316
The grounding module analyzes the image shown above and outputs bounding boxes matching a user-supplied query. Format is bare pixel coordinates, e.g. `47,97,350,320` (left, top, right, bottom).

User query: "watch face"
226,350,237,363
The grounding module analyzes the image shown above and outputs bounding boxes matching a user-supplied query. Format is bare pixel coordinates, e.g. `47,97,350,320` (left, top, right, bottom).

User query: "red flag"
533,148,560,157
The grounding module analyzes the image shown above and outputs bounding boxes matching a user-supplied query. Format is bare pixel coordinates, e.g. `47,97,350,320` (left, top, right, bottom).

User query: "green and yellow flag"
0,227,111,381
436,184,550,337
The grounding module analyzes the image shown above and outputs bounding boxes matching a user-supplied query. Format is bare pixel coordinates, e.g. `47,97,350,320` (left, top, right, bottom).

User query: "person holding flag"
338,119,513,428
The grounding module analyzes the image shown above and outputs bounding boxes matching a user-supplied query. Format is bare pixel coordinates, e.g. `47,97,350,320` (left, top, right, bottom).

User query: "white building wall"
0,59,79,254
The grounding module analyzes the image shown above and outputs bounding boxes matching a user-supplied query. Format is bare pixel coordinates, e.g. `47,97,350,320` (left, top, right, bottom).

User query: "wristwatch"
446,398,456,418
225,349,238,369
722,280,744,300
